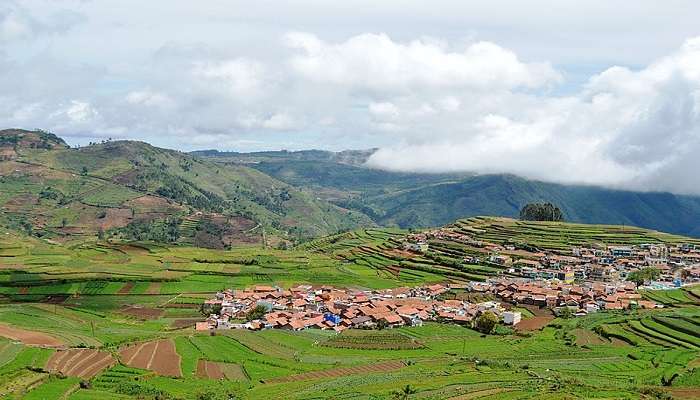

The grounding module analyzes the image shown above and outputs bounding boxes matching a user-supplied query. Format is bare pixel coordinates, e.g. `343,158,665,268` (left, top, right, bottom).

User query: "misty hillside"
196,149,700,238
0,129,372,246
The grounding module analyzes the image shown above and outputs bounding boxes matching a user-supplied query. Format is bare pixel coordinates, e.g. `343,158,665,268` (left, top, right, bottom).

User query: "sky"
1,1,700,195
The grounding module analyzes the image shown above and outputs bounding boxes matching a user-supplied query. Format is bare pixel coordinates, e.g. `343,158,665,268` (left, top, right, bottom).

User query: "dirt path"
0,324,64,347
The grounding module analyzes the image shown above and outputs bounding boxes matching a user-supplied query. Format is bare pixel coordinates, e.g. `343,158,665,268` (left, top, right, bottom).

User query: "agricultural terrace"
0,222,697,398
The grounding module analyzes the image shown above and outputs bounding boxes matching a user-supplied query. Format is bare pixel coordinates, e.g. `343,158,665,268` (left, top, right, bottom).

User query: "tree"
627,267,661,287
392,385,417,400
474,311,499,334
519,202,564,222
557,307,573,319
245,304,268,321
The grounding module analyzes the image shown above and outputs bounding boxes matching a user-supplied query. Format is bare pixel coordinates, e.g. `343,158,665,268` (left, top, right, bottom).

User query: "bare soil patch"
265,360,405,384
43,295,68,304
119,339,181,377
196,360,225,380
119,306,164,320
385,249,416,259
149,339,182,377
96,208,133,230
145,282,161,295
573,329,606,346
47,349,115,379
669,388,700,399
0,324,63,347
170,319,204,329
515,316,553,332
117,282,135,295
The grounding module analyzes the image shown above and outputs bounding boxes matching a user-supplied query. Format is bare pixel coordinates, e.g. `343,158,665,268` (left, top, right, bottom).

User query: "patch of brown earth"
0,324,63,347
117,282,135,295
573,329,606,346
196,360,225,379
119,339,182,377
47,349,115,379
96,208,133,230
145,282,161,295
515,316,554,332
119,306,164,320
170,319,204,329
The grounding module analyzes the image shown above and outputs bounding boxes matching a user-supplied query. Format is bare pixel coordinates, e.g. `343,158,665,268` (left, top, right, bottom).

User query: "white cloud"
285,32,561,92
125,90,173,108
0,1,84,43
2,0,700,196
262,113,296,130
367,37,700,194
191,58,268,99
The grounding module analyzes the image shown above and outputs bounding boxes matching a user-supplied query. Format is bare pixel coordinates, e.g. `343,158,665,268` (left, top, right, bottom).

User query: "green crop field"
0,214,699,398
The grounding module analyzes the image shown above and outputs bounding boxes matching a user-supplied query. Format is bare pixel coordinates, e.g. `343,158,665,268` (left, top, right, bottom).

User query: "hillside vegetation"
0,129,371,245
207,150,700,237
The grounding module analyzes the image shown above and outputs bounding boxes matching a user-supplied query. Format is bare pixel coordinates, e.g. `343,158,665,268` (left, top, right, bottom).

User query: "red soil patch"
0,324,63,348
573,329,606,346
385,265,402,277
119,339,181,377
119,306,164,320
117,282,135,295
515,316,554,332
385,249,417,259
47,348,115,379
196,359,225,379
669,388,700,399
43,295,69,304
145,282,161,295
170,319,205,329
96,208,133,230
18,287,28,295
265,360,406,384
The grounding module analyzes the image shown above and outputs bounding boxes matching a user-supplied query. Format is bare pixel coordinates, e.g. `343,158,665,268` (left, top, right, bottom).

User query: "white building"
502,311,521,325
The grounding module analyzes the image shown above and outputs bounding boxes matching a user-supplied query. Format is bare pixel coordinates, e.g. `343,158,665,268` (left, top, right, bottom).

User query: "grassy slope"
1,131,372,240
234,155,700,237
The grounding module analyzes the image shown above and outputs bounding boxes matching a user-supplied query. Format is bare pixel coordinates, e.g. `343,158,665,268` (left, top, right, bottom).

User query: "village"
197,277,660,333
196,229,699,333
404,229,700,286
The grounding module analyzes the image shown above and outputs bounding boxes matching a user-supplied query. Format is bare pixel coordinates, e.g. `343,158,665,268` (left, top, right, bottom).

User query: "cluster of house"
196,284,521,332
469,278,659,315
403,229,700,286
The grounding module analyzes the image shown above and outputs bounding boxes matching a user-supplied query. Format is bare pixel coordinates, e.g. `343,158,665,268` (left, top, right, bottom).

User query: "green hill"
206,150,700,237
0,129,372,245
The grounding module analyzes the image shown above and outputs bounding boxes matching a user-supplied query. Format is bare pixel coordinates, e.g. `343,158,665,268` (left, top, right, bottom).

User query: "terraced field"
0,218,699,398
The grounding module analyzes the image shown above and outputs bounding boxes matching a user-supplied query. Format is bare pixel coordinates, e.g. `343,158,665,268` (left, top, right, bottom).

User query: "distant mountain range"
196,149,700,238
2,129,698,245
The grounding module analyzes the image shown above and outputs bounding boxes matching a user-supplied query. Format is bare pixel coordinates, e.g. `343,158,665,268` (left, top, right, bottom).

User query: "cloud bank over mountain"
1,0,700,194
